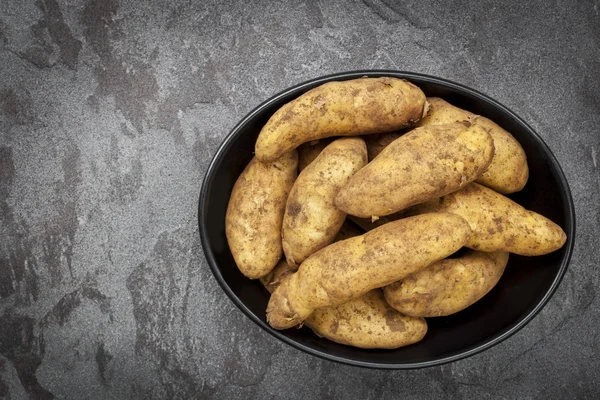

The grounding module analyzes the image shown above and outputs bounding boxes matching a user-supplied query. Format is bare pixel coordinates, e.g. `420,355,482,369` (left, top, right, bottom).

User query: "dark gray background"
1,0,599,398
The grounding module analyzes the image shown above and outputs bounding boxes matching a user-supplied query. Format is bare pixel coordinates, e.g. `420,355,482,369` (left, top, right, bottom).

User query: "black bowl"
198,71,575,369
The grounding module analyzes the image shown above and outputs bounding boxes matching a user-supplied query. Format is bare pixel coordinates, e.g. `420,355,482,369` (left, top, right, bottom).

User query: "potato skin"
282,138,367,267
335,122,495,218
384,250,509,317
308,289,427,349
474,116,529,193
418,97,529,194
225,152,298,279
255,77,427,162
261,233,427,349
298,139,333,172
410,183,567,256
364,132,403,161
266,213,471,329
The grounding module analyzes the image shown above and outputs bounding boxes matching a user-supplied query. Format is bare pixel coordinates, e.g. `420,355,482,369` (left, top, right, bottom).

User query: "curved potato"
225,152,298,279
335,122,494,218
255,77,427,162
384,250,509,317
308,290,427,349
261,260,427,349
282,138,367,267
298,139,333,172
418,97,528,194
266,213,471,329
364,132,403,161
410,183,567,256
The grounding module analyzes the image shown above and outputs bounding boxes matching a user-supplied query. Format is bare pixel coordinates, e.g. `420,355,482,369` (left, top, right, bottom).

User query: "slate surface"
0,0,599,398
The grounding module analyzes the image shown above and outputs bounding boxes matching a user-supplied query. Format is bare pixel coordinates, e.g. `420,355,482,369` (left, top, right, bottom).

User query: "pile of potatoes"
225,77,567,350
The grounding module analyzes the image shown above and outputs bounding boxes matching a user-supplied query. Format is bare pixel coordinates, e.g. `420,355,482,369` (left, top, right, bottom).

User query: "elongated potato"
410,183,567,256
225,152,298,279
418,97,528,194
261,260,427,349
255,77,427,162
282,138,367,267
384,251,509,317
335,122,494,218
364,132,403,161
308,290,427,349
266,213,471,329
298,139,333,172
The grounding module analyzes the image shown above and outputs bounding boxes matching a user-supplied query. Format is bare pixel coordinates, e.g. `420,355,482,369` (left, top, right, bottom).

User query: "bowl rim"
198,70,576,369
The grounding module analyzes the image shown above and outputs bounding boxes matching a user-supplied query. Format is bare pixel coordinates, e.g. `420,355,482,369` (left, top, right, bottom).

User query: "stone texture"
0,0,599,398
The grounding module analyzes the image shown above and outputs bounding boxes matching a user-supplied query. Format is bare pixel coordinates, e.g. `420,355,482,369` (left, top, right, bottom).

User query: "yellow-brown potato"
260,261,427,349
282,138,367,267
384,251,509,317
409,183,567,256
266,213,471,329
255,77,427,162
335,122,494,218
364,132,403,161
308,290,427,349
418,97,529,194
298,139,333,172
225,152,298,279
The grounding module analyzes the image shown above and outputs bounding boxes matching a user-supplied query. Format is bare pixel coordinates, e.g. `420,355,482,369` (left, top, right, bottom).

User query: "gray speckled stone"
0,0,598,398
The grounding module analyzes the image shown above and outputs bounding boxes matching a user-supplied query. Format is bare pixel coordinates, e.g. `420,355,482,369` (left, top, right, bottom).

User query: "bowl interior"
199,71,574,368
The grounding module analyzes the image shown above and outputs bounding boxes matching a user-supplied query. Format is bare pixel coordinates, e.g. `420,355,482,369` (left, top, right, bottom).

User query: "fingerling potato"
225,152,298,279
255,77,427,162
267,213,471,329
384,250,509,317
261,260,427,349
335,122,494,218
410,183,567,256
418,97,529,194
282,138,367,267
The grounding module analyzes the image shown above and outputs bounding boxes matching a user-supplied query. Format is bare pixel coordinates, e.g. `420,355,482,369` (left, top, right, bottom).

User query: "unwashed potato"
364,132,403,161
266,213,472,329
384,250,509,317
418,97,529,194
335,122,495,218
409,183,567,256
255,77,427,162
225,151,298,279
298,139,333,172
261,259,427,349
282,138,367,267
308,290,427,349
